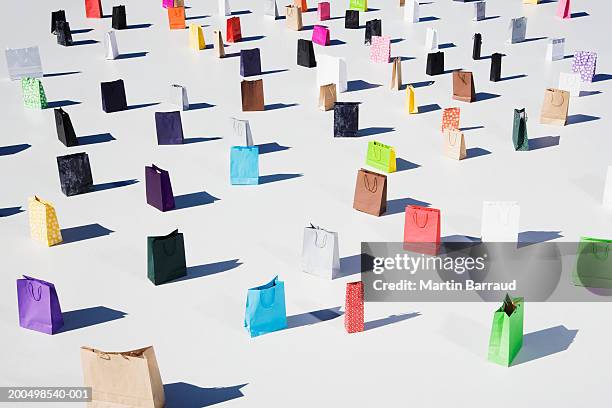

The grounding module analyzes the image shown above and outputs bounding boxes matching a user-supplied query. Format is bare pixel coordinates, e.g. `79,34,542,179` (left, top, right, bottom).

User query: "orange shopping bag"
226,17,242,43
168,6,185,30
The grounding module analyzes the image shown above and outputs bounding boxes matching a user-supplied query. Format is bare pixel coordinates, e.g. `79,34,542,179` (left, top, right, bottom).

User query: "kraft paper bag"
219,0,231,16
240,48,262,77
345,282,364,333
603,166,612,209
317,55,347,92
5,46,43,80
366,141,396,173
473,1,485,21
572,51,597,83
100,79,127,113
155,111,184,145
145,164,175,211
370,36,390,63
28,196,62,246
264,0,279,19
85,0,103,18
286,5,303,30
546,38,565,61
512,108,529,151
404,205,441,255
508,17,527,44
442,107,460,131
353,168,387,216
558,72,581,97
404,0,419,23
55,108,78,147
189,24,205,50
557,0,570,19
334,102,359,137
488,296,524,366
174,0,185,7
241,79,265,111
318,83,336,111
302,224,340,279
539,88,569,126
390,57,402,90
81,346,165,408
147,229,187,285
51,10,66,34
350,0,367,12
17,276,64,334
226,16,242,42
406,85,417,114
443,129,466,160
57,152,93,196
230,146,259,185
452,71,475,102
425,27,438,52
481,201,520,242
22,77,47,109
170,84,189,110
213,30,225,58
231,117,254,146
111,5,127,30
56,21,73,46
572,237,612,289
297,39,316,68
104,31,119,60
244,276,287,337
168,6,186,30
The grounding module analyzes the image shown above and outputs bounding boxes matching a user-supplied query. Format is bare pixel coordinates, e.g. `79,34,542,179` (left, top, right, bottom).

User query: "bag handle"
412,211,429,228
259,285,276,308
363,173,378,193
447,132,459,146
591,242,610,261
459,72,469,85
372,144,383,161
28,282,42,301
548,90,565,107
314,230,328,248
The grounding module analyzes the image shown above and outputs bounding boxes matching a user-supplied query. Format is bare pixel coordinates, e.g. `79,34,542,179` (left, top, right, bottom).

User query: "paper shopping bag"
240,48,262,77
244,276,287,337
473,1,485,21
443,129,466,160
297,39,317,68
294,0,308,11
55,108,78,147
558,72,581,97
174,0,184,7
231,117,254,146
353,168,387,216
345,281,364,333
85,0,103,18
226,16,242,42
508,17,527,44
546,38,565,61
145,165,175,211
230,146,259,185
112,5,127,29
572,237,612,289
170,84,189,110
155,111,184,145
241,79,265,111
364,19,382,45
5,46,43,80
213,30,225,58
264,0,279,19
318,2,330,21
425,27,438,52
390,57,402,90
286,5,303,30
441,107,460,131
317,55,347,92
350,0,367,12
572,51,597,83
488,295,524,366
426,52,444,76
100,79,127,113
219,0,231,16
162,0,173,7
370,36,390,63
21,77,47,109
17,276,64,334
147,230,187,285
481,201,520,242
557,0,570,19
302,224,340,279
334,102,359,137
51,10,66,34
404,205,441,255
312,25,330,46
512,108,529,151
472,33,482,60
81,346,165,407
523,0,539,3
366,141,396,173
539,88,569,126
28,196,63,246
490,53,503,82
57,153,93,196
104,31,119,60
406,85,417,114
56,21,73,46
318,83,336,111
189,24,205,50
167,6,185,30
404,0,419,23
453,71,475,102
345,10,359,29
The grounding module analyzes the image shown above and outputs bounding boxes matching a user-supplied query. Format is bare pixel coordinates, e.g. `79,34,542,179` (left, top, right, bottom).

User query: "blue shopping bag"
244,276,287,337
230,146,259,185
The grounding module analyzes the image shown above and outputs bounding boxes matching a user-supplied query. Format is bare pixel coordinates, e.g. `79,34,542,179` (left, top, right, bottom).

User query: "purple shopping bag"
571,51,597,83
145,164,175,211
17,276,64,334
155,111,184,145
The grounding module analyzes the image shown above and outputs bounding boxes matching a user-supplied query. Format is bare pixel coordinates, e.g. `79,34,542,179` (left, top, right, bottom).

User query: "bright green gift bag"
350,0,368,12
21,77,47,109
366,141,396,173
572,237,612,289
487,295,524,366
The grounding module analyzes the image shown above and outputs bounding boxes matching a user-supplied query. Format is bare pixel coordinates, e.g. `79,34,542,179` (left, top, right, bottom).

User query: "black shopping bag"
101,79,128,113
334,102,359,138
297,39,316,68
364,19,382,45
51,10,66,34
112,5,127,30
345,10,359,29
240,48,262,77
473,33,482,60
56,152,93,196
490,53,502,82
426,52,444,76
56,21,73,46
147,229,187,285
55,108,78,147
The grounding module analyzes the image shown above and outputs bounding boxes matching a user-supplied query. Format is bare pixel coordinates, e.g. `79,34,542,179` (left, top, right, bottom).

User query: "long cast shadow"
475,92,500,102
164,382,247,408
93,179,139,192
512,325,578,366
499,74,527,82
396,158,420,172
127,102,159,110
256,142,290,154
183,137,221,144
529,136,560,150
466,147,491,159
188,102,215,110
171,259,242,283
365,312,421,331
44,71,80,78
0,143,30,156
116,52,148,60
566,114,600,125
241,35,265,42
61,223,114,244
0,207,23,217
47,100,81,108
264,103,298,111
518,230,563,248
286,307,343,329
338,254,362,278
417,103,441,113
260,69,289,75
357,127,394,137
259,173,303,184
593,73,612,83
347,80,381,92
72,39,99,46
78,133,115,145
385,197,431,216
174,191,219,210
125,23,153,29
59,306,126,332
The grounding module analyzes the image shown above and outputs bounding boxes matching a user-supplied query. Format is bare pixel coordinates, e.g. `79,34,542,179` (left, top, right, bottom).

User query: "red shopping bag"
85,0,103,18
226,17,242,43
404,205,441,255
345,281,364,333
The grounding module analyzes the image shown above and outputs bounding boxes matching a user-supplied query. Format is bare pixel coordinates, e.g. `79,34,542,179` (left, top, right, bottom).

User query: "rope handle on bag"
548,90,565,107
447,131,459,146
259,286,276,309
459,72,470,85
314,230,328,248
363,173,378,193
28,282,42,301
412,211,429,228
591,243,610,261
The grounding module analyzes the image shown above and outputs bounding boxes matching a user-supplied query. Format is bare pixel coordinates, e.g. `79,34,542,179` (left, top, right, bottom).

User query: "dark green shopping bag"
512,109,529,151
488,295,524,366
147,229,187,285
572,237,612,289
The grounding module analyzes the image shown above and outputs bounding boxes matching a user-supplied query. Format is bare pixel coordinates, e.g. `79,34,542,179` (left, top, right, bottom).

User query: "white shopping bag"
302,224,340,279
473,1,486,21
508,17,527,44
481,201,520,242
403,0,419,23
317,55,348,93
546,38,565,61
170,84,189,110
425,28,438,52
104,31,119,60
219,0,231,16
5,46,43,80
263,0,279,19
230,117,254,146
558,72,581,97
603,166,612,209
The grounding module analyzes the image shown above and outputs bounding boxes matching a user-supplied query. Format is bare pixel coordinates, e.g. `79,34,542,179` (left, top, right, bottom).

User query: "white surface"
1,0,612,407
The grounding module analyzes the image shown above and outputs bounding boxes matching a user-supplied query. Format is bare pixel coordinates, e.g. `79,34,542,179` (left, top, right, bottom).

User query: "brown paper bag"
539,88,569,126
390,57,402,90
285,5,303,31
353,168,387,216
81,346,165,408
213,30,225,58
241,79,265,111
443,129,466,160
400,0,406,6
174,0,184,7
319,83,336,111
452,71,475,102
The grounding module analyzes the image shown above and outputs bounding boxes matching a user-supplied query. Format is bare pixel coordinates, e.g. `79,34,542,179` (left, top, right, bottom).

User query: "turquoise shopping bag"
244,276,287,337
230,146,259,185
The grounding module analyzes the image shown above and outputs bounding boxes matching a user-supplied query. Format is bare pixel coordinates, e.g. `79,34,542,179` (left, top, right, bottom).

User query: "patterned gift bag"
21,77,47,109
345,281,364,333
441,107,460,131
28,196,63,246
572,51,597,83
370,36,391,64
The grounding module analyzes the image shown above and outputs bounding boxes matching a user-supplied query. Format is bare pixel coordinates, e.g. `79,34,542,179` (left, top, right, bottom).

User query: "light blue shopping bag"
230,146,259,185
244,276,287,337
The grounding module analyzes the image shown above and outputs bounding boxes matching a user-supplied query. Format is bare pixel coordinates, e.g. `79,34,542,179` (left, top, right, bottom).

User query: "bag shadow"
164,382,247,408
59,306,126,332
61,223,114,244
364,312,421,331
511,325,578,366
286,306,343,329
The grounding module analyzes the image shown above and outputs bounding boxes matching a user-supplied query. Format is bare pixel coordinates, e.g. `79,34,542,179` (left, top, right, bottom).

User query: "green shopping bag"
21,77,47,109
366,141,396,173
487,295,523,366
147,229,187,285
350,0,368,12
572,237,612,289
512,108,529,151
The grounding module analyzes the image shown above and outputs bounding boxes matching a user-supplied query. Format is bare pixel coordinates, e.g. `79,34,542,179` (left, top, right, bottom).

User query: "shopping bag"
350,0,368,12
240,48,262,77
81,346,165,407
404,0,419,23
294,0,308,11
546,38,565,61
189,24,205,50
472,33,482,60
523,0,539,3
312,25,330,46
168,6,185,30
318,83,336,111
317,55,347,92
403,205,441,255
112,5,127,29
21,77,47,109
174,0,184,6
557,0,570,19
571,51,597,83
56,21,73,46
100,79,127,113
334,102,359,137
508,17,527,44
213,30,225,58
473,1,485,21
572,237,612,288
390,57,402,90
170,84,189,110
244,276,287,337
286,5,303,30
426,52,444,76
85,0,103,18
490,53,502,82
17,276,64,334
345,281,364,333
264,0,279,19
345,10,359,29
405,85,417,114
155,111,184,145
162,0,174,7
366,141,396,173
57,153,93,196
425,28,438,52
318,2,330,21
241,79,265,111
231,117,254,146
28,196,63,246
370,36,391,63
230,146,259,185
488,295,524,366
539,88,569,126
226,16,242,42
353,168,387,216
5,46,43,80
297,39,317,68
302,224,340,279
364,19,382,45
481,201,520,242
145,164,175,211
51,10,66,34
55,108,78,147
441,107,460,131
104,31,119,60
443,129,467,160
147,230,187,285
512,108,529,151
452,70,475,102
558,72,580,98
219,0,231,16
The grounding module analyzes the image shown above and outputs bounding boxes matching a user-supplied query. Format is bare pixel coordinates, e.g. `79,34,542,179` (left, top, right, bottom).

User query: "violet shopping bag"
145,164,175,211
155,111,184,145
17,276,64,334
244,276,287,337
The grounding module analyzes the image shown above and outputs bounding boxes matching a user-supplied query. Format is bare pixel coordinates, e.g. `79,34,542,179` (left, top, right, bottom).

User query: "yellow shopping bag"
28,196,62,246
189,24,205,50
523,0,539,4
406,85,418,114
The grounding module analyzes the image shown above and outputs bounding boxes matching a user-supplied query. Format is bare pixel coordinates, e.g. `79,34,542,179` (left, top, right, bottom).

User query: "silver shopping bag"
302,224,340,279
104,31,119,60
263,0,279,19
5,46,43,80
508,17,527,44
170,84,189,111
230,117,254,146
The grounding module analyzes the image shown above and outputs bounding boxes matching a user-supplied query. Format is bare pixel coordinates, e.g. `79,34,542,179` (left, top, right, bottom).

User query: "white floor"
1,0,611,406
